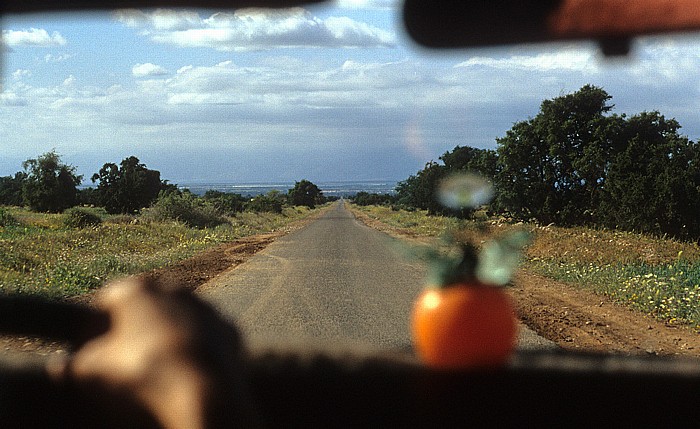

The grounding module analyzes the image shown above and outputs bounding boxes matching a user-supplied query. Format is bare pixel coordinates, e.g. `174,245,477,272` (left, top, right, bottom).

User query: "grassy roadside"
0,205,319,299
351,204,700,330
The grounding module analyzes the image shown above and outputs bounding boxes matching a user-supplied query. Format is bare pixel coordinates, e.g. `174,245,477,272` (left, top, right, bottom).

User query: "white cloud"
1,28,67,47
177,65,194,74
333,0,399,9
455,49,599,73
114,9,203,31
0,92,27,106
44,53,74,63
132,63,169,77
12,69,31,80
62,75,76,87
149,9,203,31
158,59,423,109
114,8,394,51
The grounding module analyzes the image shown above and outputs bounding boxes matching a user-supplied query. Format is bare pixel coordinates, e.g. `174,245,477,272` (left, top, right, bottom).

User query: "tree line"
393,85,700,240
0,151,327,220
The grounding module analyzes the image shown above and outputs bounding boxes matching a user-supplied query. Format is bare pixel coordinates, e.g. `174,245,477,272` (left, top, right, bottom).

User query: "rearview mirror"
403,0,700,55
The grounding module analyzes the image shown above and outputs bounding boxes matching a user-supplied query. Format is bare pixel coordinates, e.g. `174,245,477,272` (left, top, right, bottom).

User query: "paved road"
199,201,555,352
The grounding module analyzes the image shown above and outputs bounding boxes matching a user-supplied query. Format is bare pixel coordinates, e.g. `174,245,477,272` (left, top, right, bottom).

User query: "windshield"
3,1,700,358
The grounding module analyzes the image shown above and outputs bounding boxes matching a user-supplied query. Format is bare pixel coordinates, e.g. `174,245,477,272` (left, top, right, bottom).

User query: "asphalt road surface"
199,201,555,352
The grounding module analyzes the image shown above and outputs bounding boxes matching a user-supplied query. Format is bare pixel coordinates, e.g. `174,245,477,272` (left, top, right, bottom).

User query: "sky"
3,0,700,184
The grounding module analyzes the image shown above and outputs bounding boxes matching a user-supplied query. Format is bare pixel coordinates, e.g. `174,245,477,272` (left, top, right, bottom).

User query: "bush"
143,191,228,229
0,208,19,227
105,214,139,225
63,207,102,228
245,192,284,213
0,172,27,206
77,186,101,207
352,191,397,206
202,190,247,216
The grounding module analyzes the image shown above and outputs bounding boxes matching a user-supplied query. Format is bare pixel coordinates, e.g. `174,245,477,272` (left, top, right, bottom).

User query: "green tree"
0,172,28,206
22,151,82,213
599,112,700,238
246,190,285,213
440,145,499,180
77,186,101,207
352,191,397,206
91,156,167,214
493,85,619,225
288,179,324,209
396,146,498,216
395,161,445,214
202,190,247,216
492,85,700,239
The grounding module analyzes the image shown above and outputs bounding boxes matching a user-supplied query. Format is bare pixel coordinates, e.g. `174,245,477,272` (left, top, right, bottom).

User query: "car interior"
2,0,700,427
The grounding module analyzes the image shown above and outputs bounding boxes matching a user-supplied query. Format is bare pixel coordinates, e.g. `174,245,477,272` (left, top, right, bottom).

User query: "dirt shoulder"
350,207,700,358
511,272,700,357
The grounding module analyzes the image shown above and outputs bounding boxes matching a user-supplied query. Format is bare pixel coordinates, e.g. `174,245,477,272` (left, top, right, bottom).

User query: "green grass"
0,205,317,298
353,205,465,237
529,259,700,329
352,204,700,329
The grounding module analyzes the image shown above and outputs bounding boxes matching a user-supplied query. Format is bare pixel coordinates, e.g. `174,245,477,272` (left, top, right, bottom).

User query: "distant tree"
77,186,101,207
395,146,497,216
22,151,82,213
288,179,324,209
246,190,285,213
0,172,28,206
395,161,446,214
202,190,247,216
352,191,397,206
91,156,168,214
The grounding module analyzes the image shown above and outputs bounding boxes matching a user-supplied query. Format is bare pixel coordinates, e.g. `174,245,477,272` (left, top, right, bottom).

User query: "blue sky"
3,0,700,184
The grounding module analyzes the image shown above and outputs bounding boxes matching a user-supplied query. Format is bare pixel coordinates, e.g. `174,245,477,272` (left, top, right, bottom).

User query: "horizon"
78,178,400,197
175,178,400,196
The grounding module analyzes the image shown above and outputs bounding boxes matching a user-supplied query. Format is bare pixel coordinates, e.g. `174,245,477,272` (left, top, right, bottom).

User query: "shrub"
246,192,284,213
0,172,27,206
48,263,102,295
202,190,247,216
0,208,19,227
105,214,139,225
143,192,228,229
353,191,397,206
63,207,102,228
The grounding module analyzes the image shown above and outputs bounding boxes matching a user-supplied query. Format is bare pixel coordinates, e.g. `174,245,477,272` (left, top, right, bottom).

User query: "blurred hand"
49,277,254,429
